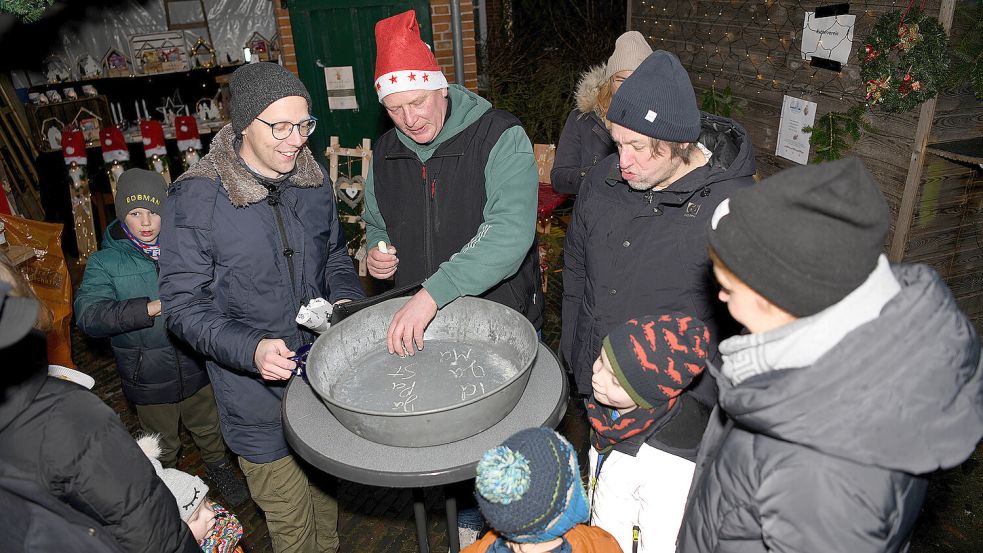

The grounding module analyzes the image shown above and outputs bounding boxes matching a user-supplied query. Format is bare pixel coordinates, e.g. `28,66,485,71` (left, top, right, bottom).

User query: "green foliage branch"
0,0,54,22
699,85,742,118
804,103,873,163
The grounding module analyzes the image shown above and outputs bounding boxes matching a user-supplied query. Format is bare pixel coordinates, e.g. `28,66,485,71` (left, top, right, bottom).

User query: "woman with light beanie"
550,31,652,195
465,427,623,553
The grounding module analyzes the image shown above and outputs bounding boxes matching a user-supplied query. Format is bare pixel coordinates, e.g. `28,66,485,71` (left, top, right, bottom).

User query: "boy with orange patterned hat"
587,313,710,553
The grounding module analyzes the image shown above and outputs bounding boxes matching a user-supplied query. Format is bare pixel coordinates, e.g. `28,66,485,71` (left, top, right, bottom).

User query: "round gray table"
283,342,567,552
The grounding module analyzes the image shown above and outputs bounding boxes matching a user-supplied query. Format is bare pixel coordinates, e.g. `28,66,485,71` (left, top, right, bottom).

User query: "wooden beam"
888,0,956,261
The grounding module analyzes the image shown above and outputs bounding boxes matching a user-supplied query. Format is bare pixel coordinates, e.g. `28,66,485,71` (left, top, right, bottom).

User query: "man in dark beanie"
678,157,983,553
159,61,364,552
562,50,753,412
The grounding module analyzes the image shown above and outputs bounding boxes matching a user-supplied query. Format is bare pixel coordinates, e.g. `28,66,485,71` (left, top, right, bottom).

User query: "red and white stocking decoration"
175,115,202,169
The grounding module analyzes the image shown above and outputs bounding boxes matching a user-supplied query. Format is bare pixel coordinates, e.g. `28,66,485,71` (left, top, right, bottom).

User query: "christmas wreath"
860,7,949,113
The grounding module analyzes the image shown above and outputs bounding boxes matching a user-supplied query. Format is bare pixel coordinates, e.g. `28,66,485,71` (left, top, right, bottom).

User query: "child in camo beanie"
465,427,621,553
137,435,245,553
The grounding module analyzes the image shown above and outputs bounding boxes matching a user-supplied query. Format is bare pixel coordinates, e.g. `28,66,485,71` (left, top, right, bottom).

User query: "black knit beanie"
601,313,709,409
708,157,890,317
229,62,312,134
114,168,166,221
607,50,701,142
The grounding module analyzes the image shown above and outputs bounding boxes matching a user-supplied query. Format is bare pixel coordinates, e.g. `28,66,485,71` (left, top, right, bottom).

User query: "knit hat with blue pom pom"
474,427,589,543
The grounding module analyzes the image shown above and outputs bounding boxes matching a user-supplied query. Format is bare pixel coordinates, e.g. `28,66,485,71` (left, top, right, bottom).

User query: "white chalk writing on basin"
388,363,418,412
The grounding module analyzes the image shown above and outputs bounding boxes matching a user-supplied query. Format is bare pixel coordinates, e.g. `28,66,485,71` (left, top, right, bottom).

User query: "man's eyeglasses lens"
267,119,317,140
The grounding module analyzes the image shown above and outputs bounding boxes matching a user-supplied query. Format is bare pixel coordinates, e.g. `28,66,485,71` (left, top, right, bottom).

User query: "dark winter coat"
0,334,200,553
159,125,364,464
551,65,616,195
561,113,755,395
678,265,983,553
74,221,209,406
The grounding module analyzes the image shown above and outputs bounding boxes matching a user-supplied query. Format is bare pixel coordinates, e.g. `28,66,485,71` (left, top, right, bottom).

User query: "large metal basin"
306,297,538,447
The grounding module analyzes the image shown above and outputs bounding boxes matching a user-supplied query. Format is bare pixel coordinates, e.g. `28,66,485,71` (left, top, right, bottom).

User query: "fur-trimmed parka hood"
174,124,323,207
574,64,608,117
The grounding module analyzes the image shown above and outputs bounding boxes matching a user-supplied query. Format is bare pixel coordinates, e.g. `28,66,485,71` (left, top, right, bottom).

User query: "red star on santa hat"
408,72,416,81
376,83,382,91
423,73,429,82
390,75,398,84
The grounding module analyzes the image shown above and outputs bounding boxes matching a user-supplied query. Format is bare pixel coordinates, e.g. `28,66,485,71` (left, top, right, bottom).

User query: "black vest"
374,109,543,329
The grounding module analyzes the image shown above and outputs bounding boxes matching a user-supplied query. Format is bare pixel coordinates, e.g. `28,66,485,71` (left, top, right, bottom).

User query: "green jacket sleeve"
362,163,392,249
423,126,538,308
74,251,154,338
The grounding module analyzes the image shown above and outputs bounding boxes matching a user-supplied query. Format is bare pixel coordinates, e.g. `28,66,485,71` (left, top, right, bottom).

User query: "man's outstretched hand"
387,288,438,356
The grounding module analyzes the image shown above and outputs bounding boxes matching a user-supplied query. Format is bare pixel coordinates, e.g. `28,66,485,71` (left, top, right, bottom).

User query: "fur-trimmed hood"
574,64,608,117
174,124,323,207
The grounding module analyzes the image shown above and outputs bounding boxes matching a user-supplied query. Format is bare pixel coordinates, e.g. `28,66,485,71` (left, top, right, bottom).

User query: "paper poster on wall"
801,11,856,64
324,66,359,111
775,95,817,165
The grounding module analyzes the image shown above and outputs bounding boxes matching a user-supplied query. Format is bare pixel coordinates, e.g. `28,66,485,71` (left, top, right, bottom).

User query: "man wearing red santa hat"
364,10,542,361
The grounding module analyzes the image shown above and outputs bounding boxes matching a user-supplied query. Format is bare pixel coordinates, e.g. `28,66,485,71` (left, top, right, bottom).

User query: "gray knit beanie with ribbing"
229,62,312,134
607,50,701,142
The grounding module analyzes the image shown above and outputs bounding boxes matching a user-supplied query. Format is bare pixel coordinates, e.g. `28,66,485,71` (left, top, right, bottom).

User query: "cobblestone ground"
68,210,980,552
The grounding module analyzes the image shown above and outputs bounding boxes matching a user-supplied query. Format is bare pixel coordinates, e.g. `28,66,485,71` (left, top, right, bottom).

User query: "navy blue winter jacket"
158,126,364,463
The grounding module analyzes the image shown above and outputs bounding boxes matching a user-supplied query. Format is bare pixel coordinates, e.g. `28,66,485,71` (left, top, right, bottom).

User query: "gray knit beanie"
137,435,209,522
708,157,890,317
229,62,312,134
115,168,166,222
607,50,701,142
605,31,653,79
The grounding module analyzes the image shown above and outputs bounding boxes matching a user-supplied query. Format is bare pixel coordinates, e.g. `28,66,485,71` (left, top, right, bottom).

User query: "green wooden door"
289,0,434,163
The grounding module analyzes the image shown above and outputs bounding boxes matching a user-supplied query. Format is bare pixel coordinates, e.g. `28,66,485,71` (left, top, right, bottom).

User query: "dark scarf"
488,537,572,553
585,396,664,455
121,222,159,261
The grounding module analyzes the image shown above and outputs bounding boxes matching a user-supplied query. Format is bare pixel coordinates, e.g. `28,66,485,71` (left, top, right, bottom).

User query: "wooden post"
888,0,956,262
326,136,372,276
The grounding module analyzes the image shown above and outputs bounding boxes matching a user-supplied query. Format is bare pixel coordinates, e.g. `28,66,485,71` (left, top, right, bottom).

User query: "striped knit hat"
475,428,588,543
602,313,709,409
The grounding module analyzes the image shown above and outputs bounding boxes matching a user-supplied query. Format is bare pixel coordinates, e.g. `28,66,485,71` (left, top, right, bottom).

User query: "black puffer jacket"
551,65,616,195
0,334,199,553
561,113,755,395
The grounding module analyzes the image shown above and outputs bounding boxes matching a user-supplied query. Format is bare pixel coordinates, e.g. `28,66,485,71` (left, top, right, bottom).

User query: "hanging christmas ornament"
860,8,949,112
175,115,202,171
61,128,88,166
100,126,131,196
140,119,172,183
61,128,97,261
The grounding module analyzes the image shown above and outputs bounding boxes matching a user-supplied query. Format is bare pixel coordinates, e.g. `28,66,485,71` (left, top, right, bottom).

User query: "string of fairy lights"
631,0,919,104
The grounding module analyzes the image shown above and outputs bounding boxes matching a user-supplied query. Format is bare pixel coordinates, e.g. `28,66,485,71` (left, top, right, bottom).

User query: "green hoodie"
363,84,538,308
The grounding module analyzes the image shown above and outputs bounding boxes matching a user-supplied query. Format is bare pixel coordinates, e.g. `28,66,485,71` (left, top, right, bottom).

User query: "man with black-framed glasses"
159,61,363,553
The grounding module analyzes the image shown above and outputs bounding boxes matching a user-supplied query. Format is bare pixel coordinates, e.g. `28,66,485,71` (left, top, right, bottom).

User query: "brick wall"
272,0,298,75
429,0,479,91
273,0,478,92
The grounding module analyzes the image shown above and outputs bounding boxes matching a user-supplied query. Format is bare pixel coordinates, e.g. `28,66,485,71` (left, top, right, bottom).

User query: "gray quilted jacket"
677,264,983,553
